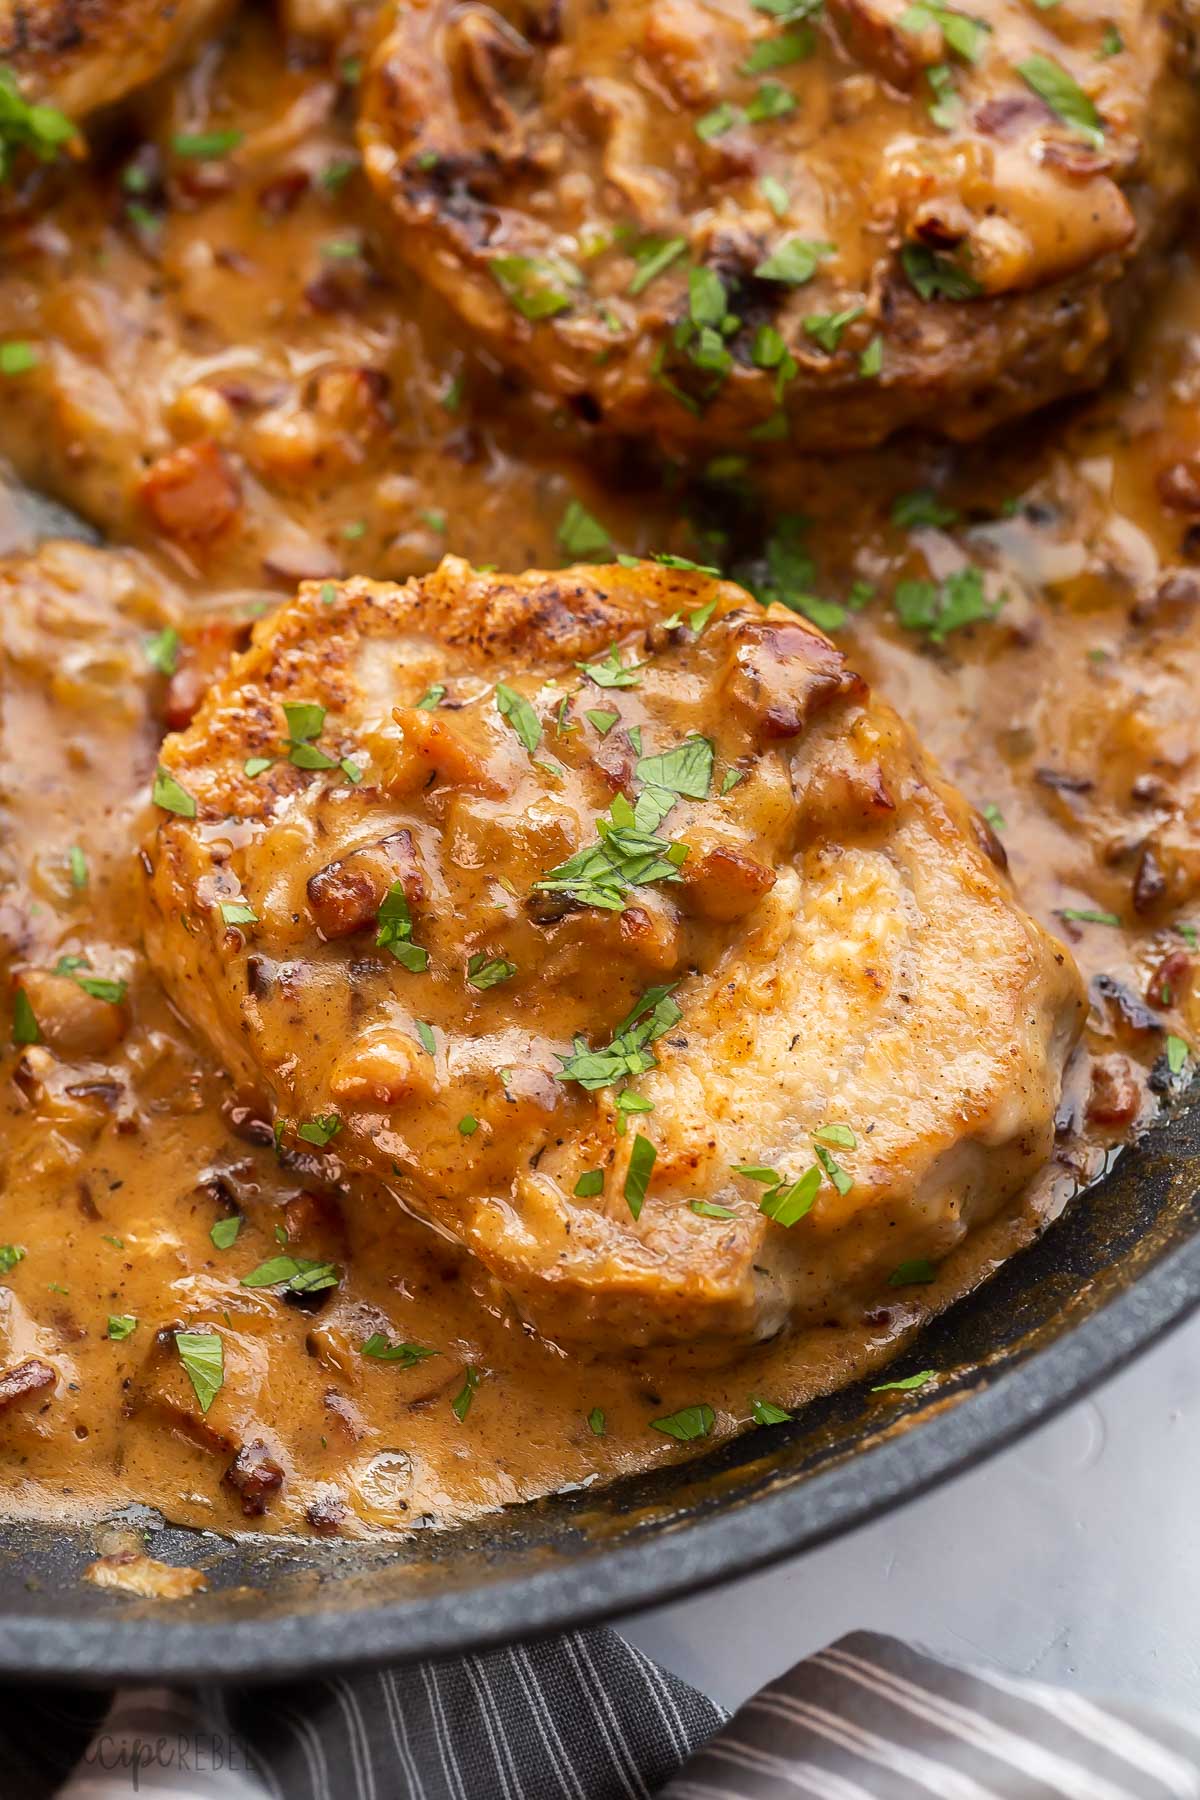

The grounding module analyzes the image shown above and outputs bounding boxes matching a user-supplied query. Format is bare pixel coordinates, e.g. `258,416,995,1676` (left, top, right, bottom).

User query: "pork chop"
0,0,230,127
358,0,1200,454
142,556,1085,1350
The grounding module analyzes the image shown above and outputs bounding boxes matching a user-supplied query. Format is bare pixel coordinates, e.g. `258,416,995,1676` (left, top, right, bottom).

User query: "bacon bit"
386,708,502,796
722,617,863,743
258,170,311,215
307,830,425,939
827,0,928,90
1157,459,1200,514
162,620,247,731
223,1438,285,1517
617,902,680,971
1147,948,1190,1010
283,1190,347,1254
677,845,776,922
305,1493,347,1536
0,1358,55,1414
1133,844,1168,915
973,94,1045,138
1086,1055,1142,1127
85,1551,206,1599
139,440,242,543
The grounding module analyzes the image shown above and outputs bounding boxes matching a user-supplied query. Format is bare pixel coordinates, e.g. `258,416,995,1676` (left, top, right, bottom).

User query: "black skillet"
3,495,1199,1685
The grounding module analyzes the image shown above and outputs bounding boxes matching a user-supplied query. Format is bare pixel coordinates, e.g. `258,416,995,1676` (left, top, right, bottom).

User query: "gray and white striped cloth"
11,1629,1200,1799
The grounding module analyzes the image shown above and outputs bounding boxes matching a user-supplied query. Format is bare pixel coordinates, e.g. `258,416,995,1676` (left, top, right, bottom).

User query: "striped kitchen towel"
22,1628,1200,1798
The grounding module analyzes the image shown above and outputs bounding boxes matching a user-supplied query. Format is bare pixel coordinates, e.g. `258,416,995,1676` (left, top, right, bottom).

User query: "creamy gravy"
1,7,1198,1542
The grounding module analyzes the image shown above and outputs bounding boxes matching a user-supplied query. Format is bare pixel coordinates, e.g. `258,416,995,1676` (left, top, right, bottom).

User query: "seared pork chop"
0,0,230,124
358,0,1200,454
142,557,1085,1350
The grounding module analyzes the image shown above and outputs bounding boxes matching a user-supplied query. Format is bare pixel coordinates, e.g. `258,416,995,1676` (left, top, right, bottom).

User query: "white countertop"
621,1310,1200,1715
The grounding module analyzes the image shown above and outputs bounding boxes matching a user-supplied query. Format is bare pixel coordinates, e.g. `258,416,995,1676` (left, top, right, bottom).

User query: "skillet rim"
2,1215,1198,1686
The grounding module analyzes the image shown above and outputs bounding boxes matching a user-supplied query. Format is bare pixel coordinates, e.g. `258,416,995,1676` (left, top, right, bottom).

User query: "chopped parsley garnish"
1017,53,1104,148
172,128,244,159
872,1369,936,1393
12,988,39,1046
558,500,612,560
241,1255,340,1295
982,802,1006,831
574,1168,605,1197
696,100,741,140
617,551,720,576
803,305,863,352
467,953,516,990
892,489,959,530
1167,1035,1190,1076
745,80,796,122
859,334,883,377
416,684,446,710
244,757,273,778
377,883,428,973
0,340,37,376
494,681,542,754
628,236,687,294
144,626,180,675
452,1367,480,1420
1058,906,1120,927
749,1396,792,1425
558,983,681,1091
588,1406,606,1435
651,1403,714,1441
415,1020,437,1056
690,1199,736,1220
754,238,833,285
52,957,127,1005
175,1330,223,1414
210,1215,242,1250
586,708,619,735
458,1114,479,1137
491,253,583,319
533,801,688,912
219,900,257,926
68,846,88,889
107,1314,137,1340
889,1259,937,1286
722,769,745,795
0,1245,26,1273
297,1113,342,1147
362,1333,438,1366
760,174,790,217
0,67,75,183
812,1123,856,1149
624,1133,656,1220
632,736,714,827
1099,25,1123,56
894,565,1000,642
759,1166,821,1225
577,643,644,688
741,27,814,72
283,701,342,771
899,3,990,62
152,766,197,819
902,243,981,301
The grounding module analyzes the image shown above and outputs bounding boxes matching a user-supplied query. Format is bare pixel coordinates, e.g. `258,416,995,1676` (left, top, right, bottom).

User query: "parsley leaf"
749,1396,792,1424
175,1330,224,1414
1018,53,1104,148
902,243,981,301
495,682,542,755
467,953,516,990
651,1403,714,1441
107,1314,138,1341
297,1114,341,1146
754,238,833,285
377,883,428,972
491,253,583,319
872,1369,936,1393
624,1133,656,1219
558,500,612,560
362,1333,438,1367
241,1255,340,1294
152,766,197,819
210,1216,242,1250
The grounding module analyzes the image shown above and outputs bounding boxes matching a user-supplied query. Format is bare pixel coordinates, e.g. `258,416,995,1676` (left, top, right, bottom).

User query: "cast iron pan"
4,495,1199,1685
0,1085,1197,1685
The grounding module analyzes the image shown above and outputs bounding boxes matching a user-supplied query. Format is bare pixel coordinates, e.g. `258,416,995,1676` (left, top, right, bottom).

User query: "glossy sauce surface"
1,7,1199,1543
